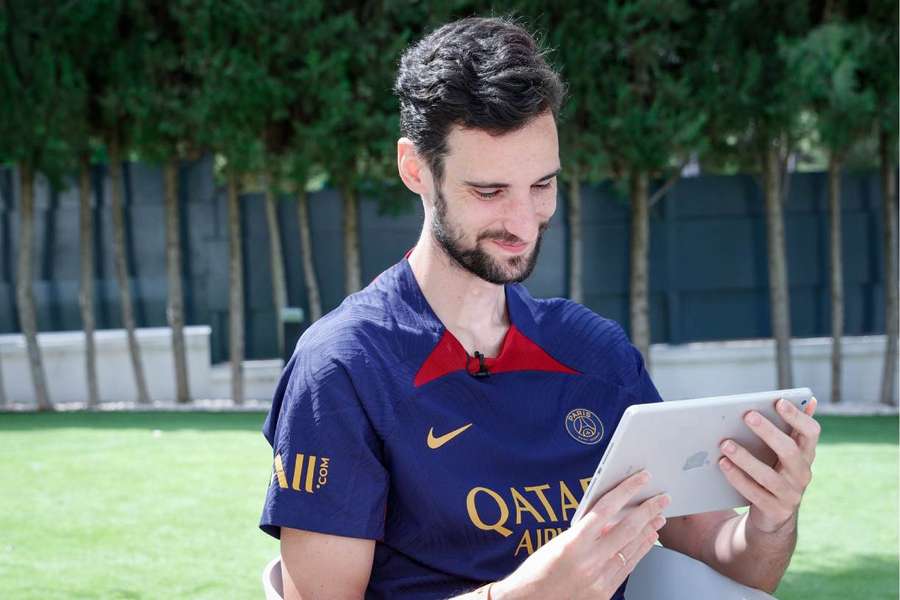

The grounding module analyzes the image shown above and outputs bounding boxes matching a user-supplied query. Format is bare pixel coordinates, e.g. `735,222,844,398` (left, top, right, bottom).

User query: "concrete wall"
651,335,893,405
0,327,212,405
1,162,892,364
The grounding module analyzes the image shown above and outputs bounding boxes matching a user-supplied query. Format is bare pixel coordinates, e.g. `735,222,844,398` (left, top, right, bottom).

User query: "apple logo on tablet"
683,451,710,471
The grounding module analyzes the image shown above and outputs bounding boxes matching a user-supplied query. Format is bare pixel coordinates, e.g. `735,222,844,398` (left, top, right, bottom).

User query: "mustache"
476,221,550,244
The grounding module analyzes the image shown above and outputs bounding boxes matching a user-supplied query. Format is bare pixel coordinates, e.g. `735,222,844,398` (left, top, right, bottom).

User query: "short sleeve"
259,350,389,541
623,341,663,406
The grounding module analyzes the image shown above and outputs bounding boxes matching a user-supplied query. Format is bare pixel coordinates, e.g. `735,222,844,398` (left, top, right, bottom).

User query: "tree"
68,0,152,404
785,18,875,403
314,3,426,296
532,2,706,362
523,4,612,306
188,0,272,403
698,1,813,388
245,0,328,346
134,1,204,403
858,0,899,405
0,2,77,410
262,2,337,325
56,1,114,409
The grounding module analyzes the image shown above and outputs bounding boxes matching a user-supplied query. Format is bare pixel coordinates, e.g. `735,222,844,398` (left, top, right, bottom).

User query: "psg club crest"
565,408,604,445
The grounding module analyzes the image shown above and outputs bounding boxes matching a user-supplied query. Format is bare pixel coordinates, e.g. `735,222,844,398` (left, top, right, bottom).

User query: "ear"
397,138,431,196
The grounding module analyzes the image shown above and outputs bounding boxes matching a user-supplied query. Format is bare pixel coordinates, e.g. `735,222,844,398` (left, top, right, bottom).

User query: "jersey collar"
398,259,579,387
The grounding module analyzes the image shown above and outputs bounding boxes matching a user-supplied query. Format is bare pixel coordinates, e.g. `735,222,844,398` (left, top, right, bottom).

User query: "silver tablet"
571,387,814,525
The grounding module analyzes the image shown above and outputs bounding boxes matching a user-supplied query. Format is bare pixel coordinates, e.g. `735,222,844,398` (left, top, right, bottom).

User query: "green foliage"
0,2,81,184
306,2,469,211
179,0,265,173
1,0,893,191
521,1,710,183
47,0,153,167
130,1,204,164
696,0,814,172
857,0,899,157
783,22,876,157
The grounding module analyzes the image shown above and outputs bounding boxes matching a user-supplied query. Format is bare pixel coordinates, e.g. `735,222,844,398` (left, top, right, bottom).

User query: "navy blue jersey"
260,259,662,599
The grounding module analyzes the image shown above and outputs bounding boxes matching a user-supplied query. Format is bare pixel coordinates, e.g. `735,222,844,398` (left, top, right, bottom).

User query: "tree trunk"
228,174,245,405
341,184,361,294
108,134,151,404
567,169,583,304
16,163,52,410
763,144,793,389
629,170,651,365
297,190,323,322
78,153,100,408
828,154,844,404
0,346,6,407
880,130,899,406
263,167,288,355
164,159,190,403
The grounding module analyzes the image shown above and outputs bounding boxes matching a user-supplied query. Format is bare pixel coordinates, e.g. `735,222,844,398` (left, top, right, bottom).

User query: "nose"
501,190,542,242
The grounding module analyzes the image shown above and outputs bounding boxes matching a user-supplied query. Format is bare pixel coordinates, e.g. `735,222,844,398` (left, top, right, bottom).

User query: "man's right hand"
490,471,669,600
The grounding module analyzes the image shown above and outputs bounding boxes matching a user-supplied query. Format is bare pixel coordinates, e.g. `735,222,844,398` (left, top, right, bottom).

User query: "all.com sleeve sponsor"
260,353,389,540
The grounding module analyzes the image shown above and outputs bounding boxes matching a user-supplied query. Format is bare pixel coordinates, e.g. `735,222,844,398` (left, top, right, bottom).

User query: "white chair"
263,556,284,600
625,545,776,599
262,545,777,599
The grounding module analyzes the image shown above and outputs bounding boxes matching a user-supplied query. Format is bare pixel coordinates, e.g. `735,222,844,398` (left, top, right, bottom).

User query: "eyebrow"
463,167,562,189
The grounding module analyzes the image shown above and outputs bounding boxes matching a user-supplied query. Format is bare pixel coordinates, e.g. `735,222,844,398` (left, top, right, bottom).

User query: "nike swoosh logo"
427,423,473,449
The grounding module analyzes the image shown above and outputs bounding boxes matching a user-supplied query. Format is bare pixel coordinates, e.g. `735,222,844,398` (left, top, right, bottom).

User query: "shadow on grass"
816,416,898,445
777,552,899,600
0,410,268,432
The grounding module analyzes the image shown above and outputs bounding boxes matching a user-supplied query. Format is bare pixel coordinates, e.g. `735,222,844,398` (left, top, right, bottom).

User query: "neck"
408,232,509,355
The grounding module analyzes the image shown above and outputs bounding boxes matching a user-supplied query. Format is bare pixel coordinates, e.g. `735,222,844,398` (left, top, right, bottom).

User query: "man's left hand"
718,396,820,534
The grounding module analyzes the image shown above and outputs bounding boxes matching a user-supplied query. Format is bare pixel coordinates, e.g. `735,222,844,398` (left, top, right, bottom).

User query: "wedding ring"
616,551,627,567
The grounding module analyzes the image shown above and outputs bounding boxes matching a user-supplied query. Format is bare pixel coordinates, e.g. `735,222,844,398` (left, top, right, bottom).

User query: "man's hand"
491,471,669,600
718,396,820,534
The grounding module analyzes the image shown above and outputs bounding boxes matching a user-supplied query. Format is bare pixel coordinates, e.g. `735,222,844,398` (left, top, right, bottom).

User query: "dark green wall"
0,159,891,363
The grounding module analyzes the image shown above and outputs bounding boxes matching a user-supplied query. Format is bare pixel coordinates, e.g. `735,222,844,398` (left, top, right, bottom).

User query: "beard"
431,188,547,284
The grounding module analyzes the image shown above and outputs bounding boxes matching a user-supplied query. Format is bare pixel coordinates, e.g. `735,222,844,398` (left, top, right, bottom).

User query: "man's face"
430,111,560,284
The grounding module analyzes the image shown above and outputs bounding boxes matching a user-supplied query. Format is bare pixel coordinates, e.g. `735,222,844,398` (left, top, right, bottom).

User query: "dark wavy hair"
394,16,566,186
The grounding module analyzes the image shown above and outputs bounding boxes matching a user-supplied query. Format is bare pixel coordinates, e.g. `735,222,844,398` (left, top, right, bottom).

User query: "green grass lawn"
0,412,896,599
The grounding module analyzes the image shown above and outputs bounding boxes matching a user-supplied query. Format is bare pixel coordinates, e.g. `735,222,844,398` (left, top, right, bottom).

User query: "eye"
475,189,501,199
532,182,553,191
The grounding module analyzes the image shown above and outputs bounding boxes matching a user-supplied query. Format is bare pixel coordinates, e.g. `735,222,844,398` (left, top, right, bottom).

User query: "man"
259,17,820,600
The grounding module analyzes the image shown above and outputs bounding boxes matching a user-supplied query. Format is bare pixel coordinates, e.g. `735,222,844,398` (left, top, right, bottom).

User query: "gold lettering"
318,457,330,486
559,481,580,522
291,453,305,491
514,529,534,557
580,477,592,494
510,487,546,525
305,455,317,493
524,484,558,522
466,487,513,537
542,528,560,545
274,454,288,489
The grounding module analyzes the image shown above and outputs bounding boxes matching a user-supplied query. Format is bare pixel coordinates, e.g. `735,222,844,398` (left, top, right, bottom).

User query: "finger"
600,494,669,552
720,439,802,503
775,398,822,455
619,515,665,561
598,523,660,596
744,410,801,466
578,470,651,534
719,456,787,517
805,396,818,417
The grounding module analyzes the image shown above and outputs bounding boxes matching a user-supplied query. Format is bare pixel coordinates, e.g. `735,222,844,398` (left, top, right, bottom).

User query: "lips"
492,240,528,253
